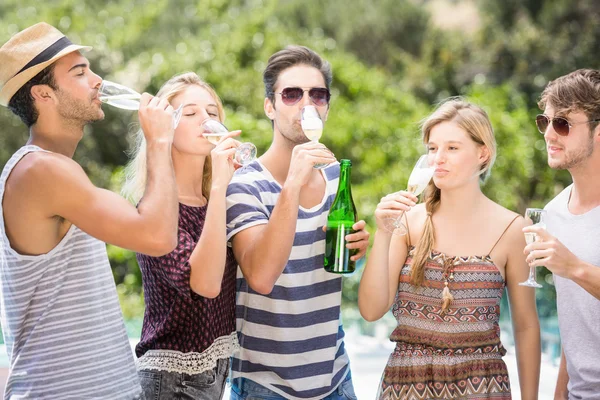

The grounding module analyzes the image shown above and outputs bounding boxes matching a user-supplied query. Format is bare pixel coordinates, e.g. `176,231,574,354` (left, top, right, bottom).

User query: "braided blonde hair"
410,99,496,311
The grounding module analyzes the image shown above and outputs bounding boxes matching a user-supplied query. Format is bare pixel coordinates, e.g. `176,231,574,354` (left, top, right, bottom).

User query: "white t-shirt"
545,184,600,400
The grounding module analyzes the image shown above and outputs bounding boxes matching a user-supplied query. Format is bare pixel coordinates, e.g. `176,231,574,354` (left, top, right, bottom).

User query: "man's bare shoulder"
7,151,86,193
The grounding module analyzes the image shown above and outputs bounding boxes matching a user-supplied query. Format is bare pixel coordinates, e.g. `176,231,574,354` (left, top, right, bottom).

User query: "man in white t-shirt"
524,69,600,400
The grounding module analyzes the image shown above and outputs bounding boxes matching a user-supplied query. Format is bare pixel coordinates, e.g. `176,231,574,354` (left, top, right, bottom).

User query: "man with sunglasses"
225,46,369,399
523,69,600,399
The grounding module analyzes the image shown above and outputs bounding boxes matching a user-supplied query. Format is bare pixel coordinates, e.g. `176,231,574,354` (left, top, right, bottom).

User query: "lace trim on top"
136,332,239,375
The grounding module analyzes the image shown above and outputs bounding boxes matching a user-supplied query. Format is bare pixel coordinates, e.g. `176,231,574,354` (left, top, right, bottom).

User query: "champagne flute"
383,155,435,235
519,208,546,288
98,80,184,128
301,105,328,169
201,119,257,165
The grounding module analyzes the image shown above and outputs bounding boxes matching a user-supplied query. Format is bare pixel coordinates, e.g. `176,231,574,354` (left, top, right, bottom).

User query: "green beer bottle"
324,159,358,273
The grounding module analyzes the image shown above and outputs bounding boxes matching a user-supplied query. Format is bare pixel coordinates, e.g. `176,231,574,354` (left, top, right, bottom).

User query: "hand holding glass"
519,208,546,288
383,155,435,235
301,105,329,169
201,119,257,165
98,80,184,128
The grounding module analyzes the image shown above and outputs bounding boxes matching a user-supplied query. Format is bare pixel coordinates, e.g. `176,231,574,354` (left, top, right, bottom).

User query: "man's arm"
231,182,302,295
569,262,600,301
31,145,177,256
230,142,336,295
36,94,178,256
554,349,569,400
525,226,600,300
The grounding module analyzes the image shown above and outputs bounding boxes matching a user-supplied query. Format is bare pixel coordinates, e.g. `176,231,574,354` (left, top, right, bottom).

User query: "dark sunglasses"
275,87,331,106
536,114,600,136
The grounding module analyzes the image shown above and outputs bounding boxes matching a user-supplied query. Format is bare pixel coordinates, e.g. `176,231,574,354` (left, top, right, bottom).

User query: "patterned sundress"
378,218,518,399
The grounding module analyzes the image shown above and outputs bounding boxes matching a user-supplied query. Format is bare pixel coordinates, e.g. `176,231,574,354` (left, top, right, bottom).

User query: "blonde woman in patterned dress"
359,99,541,399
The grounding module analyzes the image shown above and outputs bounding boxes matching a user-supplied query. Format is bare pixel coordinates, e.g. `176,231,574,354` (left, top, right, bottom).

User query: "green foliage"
1,0,597,327
477,0,600,103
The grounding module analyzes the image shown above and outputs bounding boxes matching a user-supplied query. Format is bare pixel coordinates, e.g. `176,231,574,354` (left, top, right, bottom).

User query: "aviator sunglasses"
536,114,600,136
274,87,331,106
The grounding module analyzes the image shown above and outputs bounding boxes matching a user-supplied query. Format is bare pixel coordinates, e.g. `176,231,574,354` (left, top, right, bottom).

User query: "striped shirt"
0,146,141,399
226,159,349,400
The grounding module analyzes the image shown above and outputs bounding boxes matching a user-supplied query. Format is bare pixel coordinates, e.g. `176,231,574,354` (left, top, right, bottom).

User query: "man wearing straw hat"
0,23,179,399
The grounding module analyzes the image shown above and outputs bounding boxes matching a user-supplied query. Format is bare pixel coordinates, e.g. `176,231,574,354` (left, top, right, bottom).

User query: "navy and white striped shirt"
226,160,349,400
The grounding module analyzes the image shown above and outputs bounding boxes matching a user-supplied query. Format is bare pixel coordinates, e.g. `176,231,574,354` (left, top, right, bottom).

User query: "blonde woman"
359,99,540,399
122,72,241,400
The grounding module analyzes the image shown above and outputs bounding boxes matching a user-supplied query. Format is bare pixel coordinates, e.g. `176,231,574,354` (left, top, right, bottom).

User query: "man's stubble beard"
550,136,594,170
55,88,104,126
276,118,310,146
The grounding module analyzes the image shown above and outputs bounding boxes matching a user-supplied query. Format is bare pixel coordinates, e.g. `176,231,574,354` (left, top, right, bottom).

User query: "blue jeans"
139,358,229,400
230,371,357,400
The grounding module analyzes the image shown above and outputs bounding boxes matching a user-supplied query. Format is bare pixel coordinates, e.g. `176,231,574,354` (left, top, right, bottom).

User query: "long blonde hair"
121,72,225,203
410,99,497,288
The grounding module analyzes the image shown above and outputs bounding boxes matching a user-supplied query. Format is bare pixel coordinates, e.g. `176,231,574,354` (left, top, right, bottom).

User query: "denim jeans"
230,371,357,400
139,357,229,400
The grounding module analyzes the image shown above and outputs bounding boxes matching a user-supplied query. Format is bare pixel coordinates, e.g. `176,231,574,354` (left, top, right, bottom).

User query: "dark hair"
539,69,600,133
263,45,332,106
7,63,57,127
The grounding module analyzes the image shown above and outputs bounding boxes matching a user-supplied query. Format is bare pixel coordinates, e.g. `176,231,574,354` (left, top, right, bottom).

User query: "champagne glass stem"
172,104,184,129
312,139,328,169
391,211,406,229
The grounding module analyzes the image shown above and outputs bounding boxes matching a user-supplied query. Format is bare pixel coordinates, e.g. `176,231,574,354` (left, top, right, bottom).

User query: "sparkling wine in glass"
201,119,257,165
98,80,184,128
519,208,546,288
301,105,328,169
383,155,435,235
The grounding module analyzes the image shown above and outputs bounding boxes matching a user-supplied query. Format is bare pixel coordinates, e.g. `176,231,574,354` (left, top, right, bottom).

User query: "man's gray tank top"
0,145,141,399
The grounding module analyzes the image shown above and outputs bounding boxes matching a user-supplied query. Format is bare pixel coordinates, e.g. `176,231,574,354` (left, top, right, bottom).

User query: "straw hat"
0,22,92,107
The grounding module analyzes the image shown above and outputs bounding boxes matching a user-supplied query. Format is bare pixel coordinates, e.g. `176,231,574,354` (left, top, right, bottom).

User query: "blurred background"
1,0,598,397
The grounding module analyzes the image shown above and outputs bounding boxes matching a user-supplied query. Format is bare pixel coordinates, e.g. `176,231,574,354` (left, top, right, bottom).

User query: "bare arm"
189,134,241,298
40,94,178,256
570,262,600,300
33,146,176,256
358,230,407,321
230,142,336,295
188,186,229,297
525,225,600,300
358,191,417,321
506,217,541,399
231,182,302,295
554,348,569,400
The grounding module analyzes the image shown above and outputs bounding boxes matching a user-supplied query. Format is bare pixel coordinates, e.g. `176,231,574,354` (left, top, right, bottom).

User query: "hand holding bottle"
323,220,369,261
324,159,363,274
